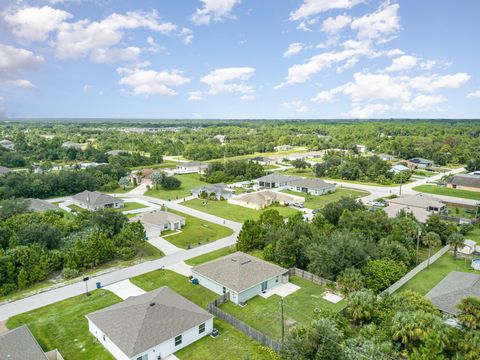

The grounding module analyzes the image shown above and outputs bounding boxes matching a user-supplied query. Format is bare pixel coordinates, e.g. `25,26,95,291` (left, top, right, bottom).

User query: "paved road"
0,193,241,321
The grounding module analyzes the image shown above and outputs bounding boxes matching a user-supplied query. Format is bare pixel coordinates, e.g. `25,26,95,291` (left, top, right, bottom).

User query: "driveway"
165,262,192,277
148,236,182,255
104,279,145,300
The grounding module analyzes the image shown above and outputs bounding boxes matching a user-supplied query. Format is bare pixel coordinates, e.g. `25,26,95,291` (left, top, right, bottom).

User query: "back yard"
145,173,208,200
413,184,480,201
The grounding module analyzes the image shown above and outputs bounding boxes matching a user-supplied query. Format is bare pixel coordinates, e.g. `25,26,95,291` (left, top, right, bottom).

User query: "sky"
0,0,480,119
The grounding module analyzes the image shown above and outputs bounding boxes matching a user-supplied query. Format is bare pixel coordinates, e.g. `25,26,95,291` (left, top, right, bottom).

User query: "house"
390,164,410,174
129,168,154,184
86,287,213,360
288,178,336,196
175,161,208,174
407,157,433,169
254,173,301,188
213,134,226,145
71,190,124,211
130,210,185,236
0,325,63,360
61,141,83,150
426,271,480,315
191,183,234,199
106,149,129,156
378,153,393,161
447,174,480,192
28,198,58,212
356,144,366,153
384,193,445,222
250,156,275,166
458,239,477,255
274,145,293,151
0,165,11,175
228,190,304,210
192,251,289,305
0,139,15,150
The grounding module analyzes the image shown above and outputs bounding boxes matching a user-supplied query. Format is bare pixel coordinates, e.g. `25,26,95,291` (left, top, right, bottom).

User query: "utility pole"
280,297,285,344
416,227,422,265
399,172,403,196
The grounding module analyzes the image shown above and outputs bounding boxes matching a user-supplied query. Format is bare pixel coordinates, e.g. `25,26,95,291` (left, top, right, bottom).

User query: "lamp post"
83,276,90,297
416,227,422,265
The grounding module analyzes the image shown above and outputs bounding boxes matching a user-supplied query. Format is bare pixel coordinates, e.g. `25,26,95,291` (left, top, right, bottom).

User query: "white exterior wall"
191,272,226,295
238,275,284,304
287,185,336,196
89,318,213,360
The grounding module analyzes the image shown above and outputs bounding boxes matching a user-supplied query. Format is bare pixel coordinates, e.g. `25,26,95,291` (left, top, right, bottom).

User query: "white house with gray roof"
175,161,208,174
71,190,124,211
130,210,186,236
288,178,336,196
254,173,301,189
191,183,234,199
86,287,213,360
192,251,289,305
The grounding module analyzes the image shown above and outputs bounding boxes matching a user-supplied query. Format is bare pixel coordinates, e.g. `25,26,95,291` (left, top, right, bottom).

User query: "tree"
321,197,365,225
0,198,30,220
346,289,377,325
422,232,441,268
456,296,480,330
291,159,309,169
161,176,181,189
337,267,365,296
426,215,452,244
150,171,164,190
236,220,264,252
118,176,130,190
447,232,465,259
362,259,407,293
258,209,284,229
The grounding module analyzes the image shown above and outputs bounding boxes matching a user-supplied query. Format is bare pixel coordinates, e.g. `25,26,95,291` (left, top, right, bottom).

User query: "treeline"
0,164,128,200
237,197,464,294
314,152,412,184
0,199,145,296
202,160,265,183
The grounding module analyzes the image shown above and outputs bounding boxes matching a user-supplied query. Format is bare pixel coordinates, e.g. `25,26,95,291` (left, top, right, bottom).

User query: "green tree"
118,176,130,190
447,232,464,259
236,220,264,252
290,159,309,169
346,289,377,325
150,171,164,190
161,176,181,189
337,267,365,296
422,232,441,268
362,259,407,293
456,296,480,330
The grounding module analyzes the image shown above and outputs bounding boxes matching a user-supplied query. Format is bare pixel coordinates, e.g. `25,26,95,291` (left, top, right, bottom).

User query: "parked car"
366,200,386,207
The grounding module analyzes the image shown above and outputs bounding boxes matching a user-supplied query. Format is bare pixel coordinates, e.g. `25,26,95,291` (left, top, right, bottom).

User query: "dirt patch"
0,320,8,334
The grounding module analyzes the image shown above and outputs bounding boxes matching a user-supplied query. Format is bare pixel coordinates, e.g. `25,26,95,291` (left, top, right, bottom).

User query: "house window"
222,286,226,294
199,323,206,334
175,335,182,346
102,334,106,341
136,355,148,360
276,276,279,283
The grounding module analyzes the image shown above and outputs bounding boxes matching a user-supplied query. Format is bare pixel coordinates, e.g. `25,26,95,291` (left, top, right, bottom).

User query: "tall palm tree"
447,232,465,259
422,232,441,268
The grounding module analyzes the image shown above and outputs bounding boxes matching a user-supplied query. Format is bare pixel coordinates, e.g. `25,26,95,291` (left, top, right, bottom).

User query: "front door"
261,281,268,291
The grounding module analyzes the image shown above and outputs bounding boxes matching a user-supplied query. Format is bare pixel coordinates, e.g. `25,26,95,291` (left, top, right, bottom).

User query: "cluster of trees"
150,172,182,190
203,160,265,183
313,152,412,184
237,197,464,294
282,290,480,359
0,199,145,296
0,164,128,199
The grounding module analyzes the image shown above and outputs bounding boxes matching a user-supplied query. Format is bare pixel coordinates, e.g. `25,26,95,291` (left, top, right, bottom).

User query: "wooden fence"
288,267,333,286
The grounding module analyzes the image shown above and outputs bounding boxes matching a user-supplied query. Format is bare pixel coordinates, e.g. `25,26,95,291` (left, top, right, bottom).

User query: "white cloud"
343,72,410,103
350,2,400,42
321,15,352,34
190,0,241,26
179,28,194,44
347,103,389,118
4,6,72,42
146,36,166,53
282,100,309,113
200,67,255,94
385,55,418,72
408,73,470,92
402,94,445,111
0,44,44,89
310,90,338,102
386,48,404,57
296,18,317,32
117,67,190,96
290,0,362,21
466,90,480,99
188,91,205,101
283,43,304,58
240,94,255,100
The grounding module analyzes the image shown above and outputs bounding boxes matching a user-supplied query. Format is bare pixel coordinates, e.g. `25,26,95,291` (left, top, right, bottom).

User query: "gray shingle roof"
255,173,301,184
130,210,185,227
408,157,433,165
72,191,124,207
191,183,232,196
192,251,287,292
86,287,213,358
290,178,335,191
0,325,48,360
28,198,57,212
177,161,206,168
387,193,444,210
426,271,480,315
449,174,480,188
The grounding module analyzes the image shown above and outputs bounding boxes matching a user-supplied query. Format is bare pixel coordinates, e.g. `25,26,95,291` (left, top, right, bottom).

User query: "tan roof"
131,210,185,226
86,287,213,358
0,325,48,360
387,193,444,209
234,190,302,206
192,251,287,292
290,178,335,191
449,174,480,188
383,204,431,223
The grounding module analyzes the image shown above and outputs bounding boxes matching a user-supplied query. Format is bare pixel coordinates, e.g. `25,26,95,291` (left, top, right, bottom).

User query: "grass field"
413,185,480,200
281,188,368,209
161,209,233,249
183,198,299,222
131,269,273,359
121,201,148,211
67,204,85,212
220,276,346,341
399,252,478,295
145,173,208,200
185,246,237,266
109,184,138,194
7,290,121,360
466,225,480,243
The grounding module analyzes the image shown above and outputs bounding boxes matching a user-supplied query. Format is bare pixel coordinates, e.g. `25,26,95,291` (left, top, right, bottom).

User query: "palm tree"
447,232,465,259
456,296,480,330
422,232,441,268
150,172,164,190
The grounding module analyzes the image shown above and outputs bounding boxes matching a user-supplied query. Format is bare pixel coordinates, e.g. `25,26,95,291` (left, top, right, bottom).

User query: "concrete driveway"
165,262,192,277
104,279,146,300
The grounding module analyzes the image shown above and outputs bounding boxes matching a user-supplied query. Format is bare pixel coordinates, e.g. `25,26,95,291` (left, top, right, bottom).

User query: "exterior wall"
228,198,263,210
89,318,213,360
238,275,284,304
191,272,227,295
447,184,480,192
287,184,336,196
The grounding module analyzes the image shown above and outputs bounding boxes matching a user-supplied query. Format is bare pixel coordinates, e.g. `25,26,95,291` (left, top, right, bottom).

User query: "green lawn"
445,205,478,219
131,269,273,360
185,246,237,266
220,276,346,341
67,204,85,212
281,168,317,178
399,252,479,295
183,198,299,222
7,290,122,360
145,173,208,200
159,209,233,249
109,184,138,194
466,225,480,243
281,188,368,209
413,185,480,201
120,201,148,211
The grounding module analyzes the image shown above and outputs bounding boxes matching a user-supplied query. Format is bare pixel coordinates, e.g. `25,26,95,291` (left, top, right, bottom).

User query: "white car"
366,200,386,207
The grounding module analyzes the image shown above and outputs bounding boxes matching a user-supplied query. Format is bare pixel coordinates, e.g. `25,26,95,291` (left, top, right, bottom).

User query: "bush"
62,268,80,279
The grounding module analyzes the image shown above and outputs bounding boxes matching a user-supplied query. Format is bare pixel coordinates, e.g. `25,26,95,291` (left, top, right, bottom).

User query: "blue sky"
0,0,479,119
